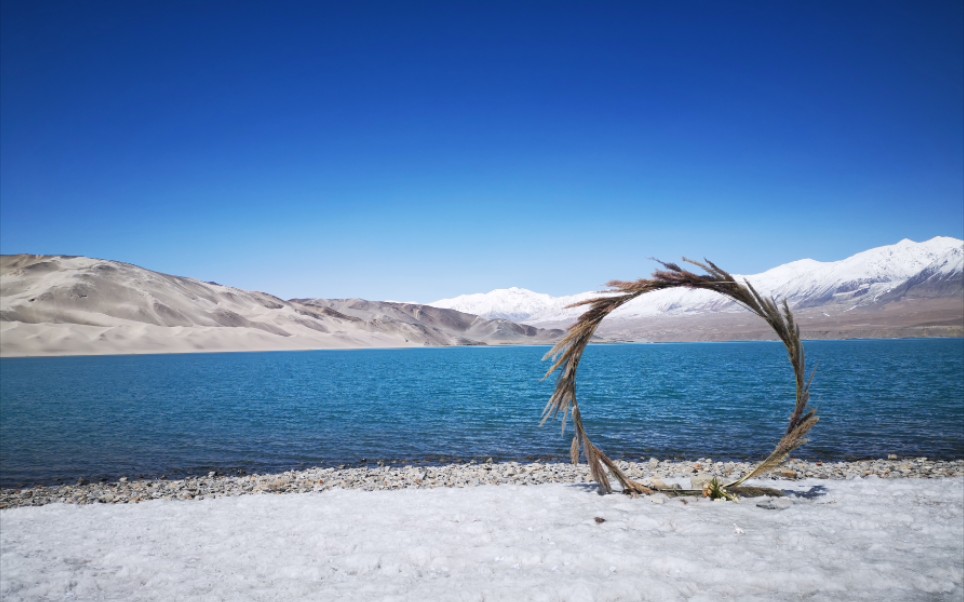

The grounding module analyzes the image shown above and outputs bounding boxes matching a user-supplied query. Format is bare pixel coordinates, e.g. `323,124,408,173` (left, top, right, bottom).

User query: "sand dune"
0,255,562,357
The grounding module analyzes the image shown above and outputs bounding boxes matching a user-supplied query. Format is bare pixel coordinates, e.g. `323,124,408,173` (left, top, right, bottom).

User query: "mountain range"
0,237,961,356
430,236,963,341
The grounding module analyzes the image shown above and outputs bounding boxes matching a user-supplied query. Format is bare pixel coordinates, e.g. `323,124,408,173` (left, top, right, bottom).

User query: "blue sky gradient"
2,1,962,301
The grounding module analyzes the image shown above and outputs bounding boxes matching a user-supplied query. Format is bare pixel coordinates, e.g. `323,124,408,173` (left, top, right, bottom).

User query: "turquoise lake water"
1,339,962,487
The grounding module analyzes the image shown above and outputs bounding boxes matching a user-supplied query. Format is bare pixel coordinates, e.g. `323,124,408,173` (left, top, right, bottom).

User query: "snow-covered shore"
2,476,962,601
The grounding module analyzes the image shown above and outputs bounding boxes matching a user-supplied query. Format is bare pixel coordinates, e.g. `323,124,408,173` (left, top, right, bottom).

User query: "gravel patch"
2,457,961,509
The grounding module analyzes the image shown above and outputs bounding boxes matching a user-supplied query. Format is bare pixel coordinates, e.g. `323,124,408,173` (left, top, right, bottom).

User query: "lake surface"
1,340,962,487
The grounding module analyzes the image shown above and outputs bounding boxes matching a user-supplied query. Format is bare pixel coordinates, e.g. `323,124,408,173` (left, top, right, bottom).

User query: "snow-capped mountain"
429,237,964,325
744,236,962,309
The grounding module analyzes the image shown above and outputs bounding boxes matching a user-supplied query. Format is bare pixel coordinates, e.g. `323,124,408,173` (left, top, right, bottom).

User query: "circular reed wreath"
543,259,819,497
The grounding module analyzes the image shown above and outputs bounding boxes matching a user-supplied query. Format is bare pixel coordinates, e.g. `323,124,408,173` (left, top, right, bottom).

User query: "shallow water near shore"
1,339,962,488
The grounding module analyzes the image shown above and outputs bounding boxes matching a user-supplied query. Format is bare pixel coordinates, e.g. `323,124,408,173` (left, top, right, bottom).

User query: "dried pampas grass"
543,259,819,498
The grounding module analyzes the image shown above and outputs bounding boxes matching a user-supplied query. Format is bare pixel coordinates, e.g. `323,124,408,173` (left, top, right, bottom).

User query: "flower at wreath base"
702,478,738,501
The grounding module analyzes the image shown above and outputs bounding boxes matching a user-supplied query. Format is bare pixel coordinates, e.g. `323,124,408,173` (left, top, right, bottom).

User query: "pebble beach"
3,457,961,509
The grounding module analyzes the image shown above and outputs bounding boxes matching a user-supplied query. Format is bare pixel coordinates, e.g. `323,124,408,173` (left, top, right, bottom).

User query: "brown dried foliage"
543,259,819,495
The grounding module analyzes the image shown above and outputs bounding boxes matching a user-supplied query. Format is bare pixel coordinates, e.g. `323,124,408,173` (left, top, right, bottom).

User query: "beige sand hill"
0,255,563,357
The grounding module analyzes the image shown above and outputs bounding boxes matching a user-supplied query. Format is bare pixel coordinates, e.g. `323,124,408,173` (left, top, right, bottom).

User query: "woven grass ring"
542,259,819,498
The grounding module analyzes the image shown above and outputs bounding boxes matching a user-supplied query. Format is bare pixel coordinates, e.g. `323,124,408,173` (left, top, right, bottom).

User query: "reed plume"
543,259,819,497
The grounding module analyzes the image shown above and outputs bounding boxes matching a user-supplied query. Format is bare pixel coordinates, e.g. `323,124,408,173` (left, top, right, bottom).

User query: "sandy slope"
302,298,562,346
1,478,961,601
0,255,561,357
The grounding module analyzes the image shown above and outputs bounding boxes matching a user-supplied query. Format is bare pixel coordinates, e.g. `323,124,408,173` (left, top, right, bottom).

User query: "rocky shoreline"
2,457,962,509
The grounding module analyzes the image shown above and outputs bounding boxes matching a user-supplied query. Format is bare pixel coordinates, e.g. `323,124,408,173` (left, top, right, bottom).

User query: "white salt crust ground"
2,477,962,601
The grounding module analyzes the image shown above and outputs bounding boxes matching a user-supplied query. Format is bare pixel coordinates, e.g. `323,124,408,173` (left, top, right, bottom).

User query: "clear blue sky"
2,1,962,302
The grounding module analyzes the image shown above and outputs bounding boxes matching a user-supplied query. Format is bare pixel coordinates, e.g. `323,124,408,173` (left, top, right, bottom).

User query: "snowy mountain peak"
431,287,592,323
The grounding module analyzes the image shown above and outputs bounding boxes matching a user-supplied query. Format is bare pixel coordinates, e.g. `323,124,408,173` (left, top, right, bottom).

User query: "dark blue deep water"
1,340,962,488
